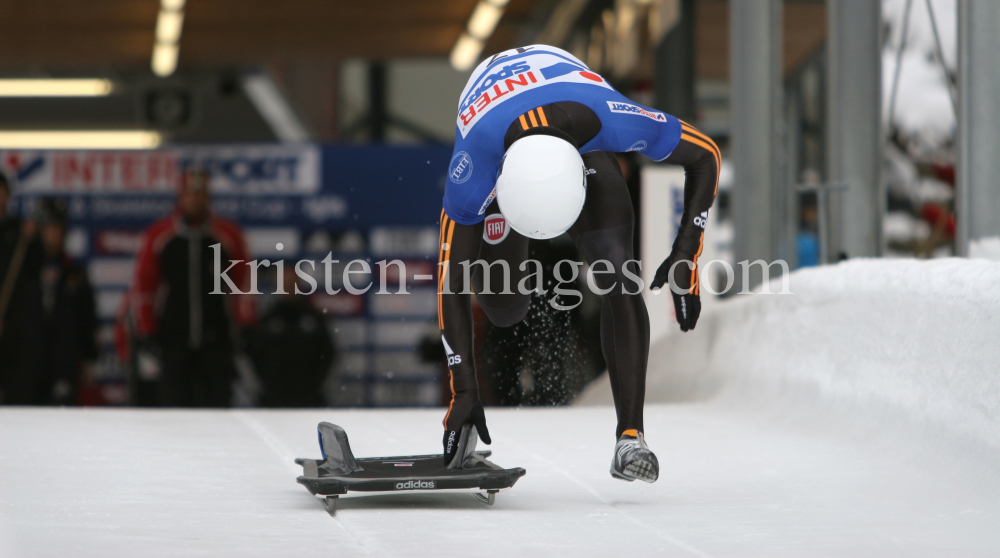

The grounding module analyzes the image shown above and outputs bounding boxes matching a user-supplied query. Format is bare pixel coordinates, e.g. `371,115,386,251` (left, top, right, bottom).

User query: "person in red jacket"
129,166,254,407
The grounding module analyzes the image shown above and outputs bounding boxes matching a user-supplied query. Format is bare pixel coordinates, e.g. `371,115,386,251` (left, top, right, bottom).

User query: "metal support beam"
784,87,802,270
654,0,696,122
957,0,1000,255
826,0,882,261
730,0,782,284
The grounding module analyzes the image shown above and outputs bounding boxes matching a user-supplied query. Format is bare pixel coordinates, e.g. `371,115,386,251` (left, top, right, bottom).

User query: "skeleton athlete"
438,45,719,482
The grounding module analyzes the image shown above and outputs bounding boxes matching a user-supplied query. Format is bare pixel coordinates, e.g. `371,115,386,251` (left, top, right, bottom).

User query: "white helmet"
495,134,587,240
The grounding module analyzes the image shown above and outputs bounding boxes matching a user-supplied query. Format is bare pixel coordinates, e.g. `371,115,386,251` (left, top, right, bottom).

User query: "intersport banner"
0,144,450,230
0,144,321,195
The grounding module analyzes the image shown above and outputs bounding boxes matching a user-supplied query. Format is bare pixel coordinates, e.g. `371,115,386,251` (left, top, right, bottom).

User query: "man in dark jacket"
0,172,45,404
31,198,99,405
129,167,254,407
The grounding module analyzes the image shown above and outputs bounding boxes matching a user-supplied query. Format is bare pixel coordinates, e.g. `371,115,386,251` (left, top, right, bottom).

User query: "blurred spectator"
128,166,254,407
916,202,955,257
247,264,335,407
0,172,45,404
114,290,157,406
28,198,99,405
797,201,820,268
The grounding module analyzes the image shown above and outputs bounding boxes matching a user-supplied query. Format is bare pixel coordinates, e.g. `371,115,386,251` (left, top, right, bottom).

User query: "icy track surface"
2,406,998,558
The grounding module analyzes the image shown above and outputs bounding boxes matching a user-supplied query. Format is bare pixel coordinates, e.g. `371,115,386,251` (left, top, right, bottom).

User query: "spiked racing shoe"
610,429,659,483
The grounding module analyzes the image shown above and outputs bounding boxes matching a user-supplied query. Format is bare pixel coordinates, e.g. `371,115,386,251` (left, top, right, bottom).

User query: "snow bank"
578,258,1000,450
970,236,1000,262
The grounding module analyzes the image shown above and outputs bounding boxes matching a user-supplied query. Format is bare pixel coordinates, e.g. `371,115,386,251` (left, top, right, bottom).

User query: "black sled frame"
296,422,525,515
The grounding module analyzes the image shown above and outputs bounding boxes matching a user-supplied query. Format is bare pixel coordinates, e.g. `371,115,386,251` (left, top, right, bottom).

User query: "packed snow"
1,405,999,558
3,259,999,557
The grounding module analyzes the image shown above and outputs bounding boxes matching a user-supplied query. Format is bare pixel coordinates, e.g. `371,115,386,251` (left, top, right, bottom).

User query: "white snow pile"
578,258,1000,451
882,0,956,157
970,236,1000,262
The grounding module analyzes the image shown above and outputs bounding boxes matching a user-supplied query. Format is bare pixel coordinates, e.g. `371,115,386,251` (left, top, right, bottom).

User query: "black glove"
650,250,702,332
443,391,491,465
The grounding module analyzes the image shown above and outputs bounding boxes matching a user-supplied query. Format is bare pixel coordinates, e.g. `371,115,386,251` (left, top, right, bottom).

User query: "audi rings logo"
449,151,474,184
395,480,436,490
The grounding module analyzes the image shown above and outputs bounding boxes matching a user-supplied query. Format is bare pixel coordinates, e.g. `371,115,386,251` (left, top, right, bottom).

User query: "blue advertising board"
1,144,454,407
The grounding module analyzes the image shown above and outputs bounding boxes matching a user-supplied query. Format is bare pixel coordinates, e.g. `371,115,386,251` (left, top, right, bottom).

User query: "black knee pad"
574,225,640,295
476,292,531,327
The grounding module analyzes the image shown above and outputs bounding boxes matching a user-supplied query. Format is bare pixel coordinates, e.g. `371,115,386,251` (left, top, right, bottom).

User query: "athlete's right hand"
651,250,701,332
443,391,491,465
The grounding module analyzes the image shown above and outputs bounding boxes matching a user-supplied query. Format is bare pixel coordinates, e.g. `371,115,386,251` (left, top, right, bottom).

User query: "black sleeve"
436,210,484,429
663,123,721,282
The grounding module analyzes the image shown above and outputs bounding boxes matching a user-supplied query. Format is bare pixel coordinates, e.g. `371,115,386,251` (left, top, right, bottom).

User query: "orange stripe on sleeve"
680,133,722,195
527,110,538,128
437,214,449,329
681,124,720,158
442,221,455,290
443,365,457,427
519,114,529,131
438,209,447,246
440,219,458,428
677,123,716,294
680,132,720,167
680,124,722,172
536,106,548,126
691,233,704,295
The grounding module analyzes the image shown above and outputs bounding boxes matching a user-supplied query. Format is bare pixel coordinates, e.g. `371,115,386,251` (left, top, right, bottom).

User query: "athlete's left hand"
650,250,701,332
443,391,491,466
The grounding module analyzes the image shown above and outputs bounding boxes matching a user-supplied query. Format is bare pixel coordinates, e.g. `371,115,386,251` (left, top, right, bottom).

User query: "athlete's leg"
568,151,650,438
472,201,531,327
